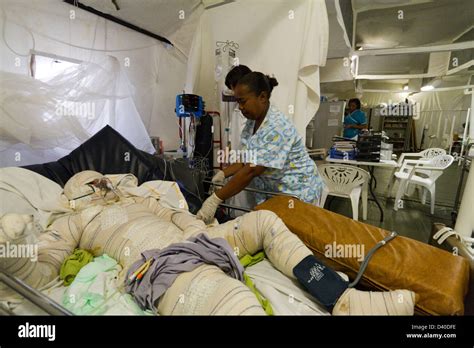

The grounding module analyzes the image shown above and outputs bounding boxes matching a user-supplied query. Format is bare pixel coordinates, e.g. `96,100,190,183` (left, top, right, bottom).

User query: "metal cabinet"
306,101,346,150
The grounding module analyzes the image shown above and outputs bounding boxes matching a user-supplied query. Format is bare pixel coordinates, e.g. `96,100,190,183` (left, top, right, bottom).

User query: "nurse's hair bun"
265,75,279,89
237,71,278,98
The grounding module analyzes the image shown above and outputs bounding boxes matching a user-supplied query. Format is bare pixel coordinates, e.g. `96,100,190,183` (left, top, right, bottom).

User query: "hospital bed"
2,125,471,315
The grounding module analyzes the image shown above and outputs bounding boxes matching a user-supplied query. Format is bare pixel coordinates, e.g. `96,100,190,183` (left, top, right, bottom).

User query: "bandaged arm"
0,213,83,294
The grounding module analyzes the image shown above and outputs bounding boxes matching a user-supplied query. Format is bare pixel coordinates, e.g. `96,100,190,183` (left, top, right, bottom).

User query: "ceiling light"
403,85,409,91
421,85,434,91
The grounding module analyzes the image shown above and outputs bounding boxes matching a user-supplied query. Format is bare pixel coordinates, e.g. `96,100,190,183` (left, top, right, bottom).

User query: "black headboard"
21,125,205,213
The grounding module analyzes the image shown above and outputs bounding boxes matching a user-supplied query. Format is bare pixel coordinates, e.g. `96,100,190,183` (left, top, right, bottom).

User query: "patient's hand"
196,193,223,225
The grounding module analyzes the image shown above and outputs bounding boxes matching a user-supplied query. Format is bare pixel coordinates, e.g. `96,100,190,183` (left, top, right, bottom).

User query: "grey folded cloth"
124,233,244,310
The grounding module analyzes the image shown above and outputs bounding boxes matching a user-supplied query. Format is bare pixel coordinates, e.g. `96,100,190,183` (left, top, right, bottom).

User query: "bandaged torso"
77,197,185,282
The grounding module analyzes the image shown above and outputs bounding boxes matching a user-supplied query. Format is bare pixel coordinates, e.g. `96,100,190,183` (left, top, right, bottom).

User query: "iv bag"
215,48,223,81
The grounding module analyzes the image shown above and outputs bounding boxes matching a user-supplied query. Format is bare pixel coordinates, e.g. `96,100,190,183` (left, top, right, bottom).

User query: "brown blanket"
255,196,470,315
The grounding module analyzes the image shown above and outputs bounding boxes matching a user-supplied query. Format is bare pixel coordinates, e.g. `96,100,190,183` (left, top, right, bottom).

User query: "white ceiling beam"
354,41,474,57
362,89,411,93
356,73,439,80
452,25,474,43
334,0,351,51
446,60,474,75
351,1,357,50
363,85,474,94
352,0,434,14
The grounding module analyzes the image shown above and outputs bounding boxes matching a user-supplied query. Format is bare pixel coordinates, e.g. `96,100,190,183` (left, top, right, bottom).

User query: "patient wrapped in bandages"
0,170,416,315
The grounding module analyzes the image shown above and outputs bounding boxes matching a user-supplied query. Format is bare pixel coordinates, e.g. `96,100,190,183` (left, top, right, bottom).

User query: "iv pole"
216,41,239,152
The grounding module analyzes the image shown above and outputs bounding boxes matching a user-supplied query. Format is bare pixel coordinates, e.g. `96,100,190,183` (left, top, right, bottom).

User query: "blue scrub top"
240,104,324,204
343,109,367,138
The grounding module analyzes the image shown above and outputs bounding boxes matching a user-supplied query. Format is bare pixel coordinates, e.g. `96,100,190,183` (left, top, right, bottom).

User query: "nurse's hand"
211,170,226,186
196,193,223,224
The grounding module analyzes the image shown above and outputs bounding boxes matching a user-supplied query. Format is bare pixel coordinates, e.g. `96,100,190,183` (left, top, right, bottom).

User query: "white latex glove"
211,170,226,186
196,193,223,225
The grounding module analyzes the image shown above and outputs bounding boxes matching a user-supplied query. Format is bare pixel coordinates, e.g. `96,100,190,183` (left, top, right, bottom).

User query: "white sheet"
0,167,71,228
0,168,192,228
12,257,335,316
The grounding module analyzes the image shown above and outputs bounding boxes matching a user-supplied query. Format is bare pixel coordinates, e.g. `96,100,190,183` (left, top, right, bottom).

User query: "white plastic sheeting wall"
185,0,329,141
0,57,155,167
0,0,194,166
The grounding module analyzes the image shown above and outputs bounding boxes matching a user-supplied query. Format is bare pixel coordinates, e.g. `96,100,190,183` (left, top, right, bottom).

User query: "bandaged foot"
196,193,223,225
332,288,416,315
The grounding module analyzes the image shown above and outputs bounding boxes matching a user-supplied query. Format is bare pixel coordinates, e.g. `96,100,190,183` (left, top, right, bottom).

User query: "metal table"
324,157,398,222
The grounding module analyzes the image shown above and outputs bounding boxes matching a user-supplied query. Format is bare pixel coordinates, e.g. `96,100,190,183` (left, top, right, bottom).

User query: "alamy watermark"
0,242,38,262
378,100,420,120
324,241,365,262
18,322,55,341
55,101,96,120
217,147,257,166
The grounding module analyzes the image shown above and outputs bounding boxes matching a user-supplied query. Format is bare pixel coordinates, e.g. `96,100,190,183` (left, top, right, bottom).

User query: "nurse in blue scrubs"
196,70,324,224
343,98,367,140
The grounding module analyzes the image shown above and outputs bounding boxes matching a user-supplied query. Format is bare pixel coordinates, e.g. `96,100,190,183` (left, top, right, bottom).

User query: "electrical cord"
1,4,188,61
188,115,196,159
168,159,203,203
3,12,161,53
1,7,36,57
161,155,167,180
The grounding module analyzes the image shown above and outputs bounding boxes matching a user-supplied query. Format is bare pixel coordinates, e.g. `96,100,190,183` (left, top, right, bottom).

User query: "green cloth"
60,249,94,286
239,251,266,268
63,254,150,315
240,251,273,316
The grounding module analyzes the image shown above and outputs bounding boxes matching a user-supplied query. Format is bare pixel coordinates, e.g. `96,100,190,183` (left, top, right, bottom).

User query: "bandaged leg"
204,210,313,278
293,255,349,311
157,264,265,315
202,211,348,312
332,288,416,315
292,254,416,315
201,210,416,315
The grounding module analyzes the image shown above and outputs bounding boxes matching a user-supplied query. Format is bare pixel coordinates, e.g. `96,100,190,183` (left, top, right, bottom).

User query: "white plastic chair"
387,148,446,197
392,154,454,214
318,164,370,221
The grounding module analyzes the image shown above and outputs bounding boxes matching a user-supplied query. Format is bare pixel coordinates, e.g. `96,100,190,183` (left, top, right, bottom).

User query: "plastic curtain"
0,56,155,167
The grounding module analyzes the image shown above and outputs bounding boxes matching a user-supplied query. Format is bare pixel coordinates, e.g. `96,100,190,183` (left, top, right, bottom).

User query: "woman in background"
343,98,367,140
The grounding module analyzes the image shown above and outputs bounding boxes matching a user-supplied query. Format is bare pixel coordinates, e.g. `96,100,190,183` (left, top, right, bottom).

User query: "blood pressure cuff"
255,196,471,315
293,255,349,311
